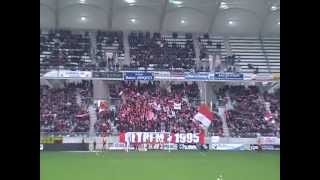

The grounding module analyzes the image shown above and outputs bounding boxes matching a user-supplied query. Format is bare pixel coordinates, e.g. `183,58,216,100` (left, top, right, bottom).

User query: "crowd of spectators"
96,31,124,71
104,81,223,136
127,32,195,70
198,34,241,73
224,85,280,137
207,114,224,137
263,88,280,135
94,109,115,136
40,29,93,71
113,81,196,132
40,81,92,135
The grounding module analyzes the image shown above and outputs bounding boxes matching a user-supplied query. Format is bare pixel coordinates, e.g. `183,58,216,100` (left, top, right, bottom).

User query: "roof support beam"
55,1,58,28
208,0,222,34
159,0,169,33
108,0,114,30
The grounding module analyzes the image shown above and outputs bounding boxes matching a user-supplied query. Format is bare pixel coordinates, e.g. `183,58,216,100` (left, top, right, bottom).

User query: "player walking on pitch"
102,137,107,152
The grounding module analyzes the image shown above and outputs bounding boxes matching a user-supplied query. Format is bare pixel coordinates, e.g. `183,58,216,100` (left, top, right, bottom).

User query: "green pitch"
41,151,279,180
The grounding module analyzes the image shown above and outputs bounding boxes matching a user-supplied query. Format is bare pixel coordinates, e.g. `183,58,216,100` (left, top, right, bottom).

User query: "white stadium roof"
40,0,280,36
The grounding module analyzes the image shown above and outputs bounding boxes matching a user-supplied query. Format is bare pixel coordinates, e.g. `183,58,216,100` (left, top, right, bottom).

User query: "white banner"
62,137,83,143
254,74,273,81
258,137,280,145
43,70,92,78
40,144,43,151
173,103,181,110
211,136,220,143
59,70,92,78
211,144,250,150
123,132,202,144
243,73,255,80
108,143,133,150
153,72,171,80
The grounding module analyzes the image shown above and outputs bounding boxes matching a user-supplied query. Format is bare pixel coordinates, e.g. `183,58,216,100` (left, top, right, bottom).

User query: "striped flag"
194,104,214,128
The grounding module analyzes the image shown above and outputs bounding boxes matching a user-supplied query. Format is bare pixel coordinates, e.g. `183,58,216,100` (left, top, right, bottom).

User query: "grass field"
40,151,279,180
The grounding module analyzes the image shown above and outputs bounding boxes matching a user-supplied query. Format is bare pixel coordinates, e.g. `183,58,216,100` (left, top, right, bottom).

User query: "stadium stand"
225,85,280,137
228,37,270,73
110,81,220,134
40,29,279,74
261,37,280,73
40,81,92,135
127,32,196,71
40,29,92,71
96,31,125,71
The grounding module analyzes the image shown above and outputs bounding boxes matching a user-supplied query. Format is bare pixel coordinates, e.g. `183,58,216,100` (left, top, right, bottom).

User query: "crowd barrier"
41,134,280,151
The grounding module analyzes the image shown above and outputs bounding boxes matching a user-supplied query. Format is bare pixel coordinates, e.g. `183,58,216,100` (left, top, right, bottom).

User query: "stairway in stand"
88,105,97,137
218,106,230,137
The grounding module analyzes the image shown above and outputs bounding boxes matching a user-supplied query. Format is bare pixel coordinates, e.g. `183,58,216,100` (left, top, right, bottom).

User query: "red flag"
99,100,108,113
170,132,175,143
199,130,205,145
119,132,125,143
75,113,89,118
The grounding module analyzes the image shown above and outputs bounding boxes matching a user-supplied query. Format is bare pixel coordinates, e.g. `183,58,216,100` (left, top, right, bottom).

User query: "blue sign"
214,72,243,80
185,73,209,80
124,72,153,80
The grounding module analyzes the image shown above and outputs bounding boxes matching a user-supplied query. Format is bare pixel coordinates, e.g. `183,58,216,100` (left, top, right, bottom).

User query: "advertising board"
153,72,171,80
211,136,220,143
272,73,280,80
42,70,92,78
253,74,273,81
211,144,250,150
124,72,153,80
92,72,123,79
214,72,244,80
258,137,280,145
185,73,209,80
170,72,185,80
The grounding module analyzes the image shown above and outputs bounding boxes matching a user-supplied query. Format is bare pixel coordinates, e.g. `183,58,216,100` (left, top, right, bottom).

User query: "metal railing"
40,132,90,137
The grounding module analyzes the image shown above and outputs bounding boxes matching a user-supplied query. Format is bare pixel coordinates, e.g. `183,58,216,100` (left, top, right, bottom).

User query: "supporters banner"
185,72,209,80
119,132,205,145
214,72,244,80
124,72,153,80
173,102,182,110
92,72,123,79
